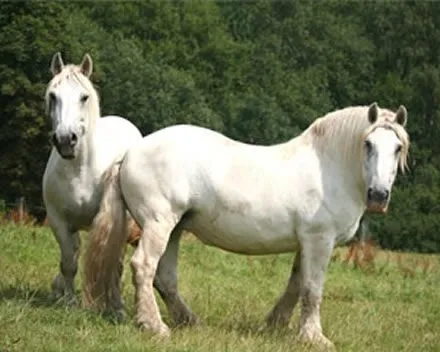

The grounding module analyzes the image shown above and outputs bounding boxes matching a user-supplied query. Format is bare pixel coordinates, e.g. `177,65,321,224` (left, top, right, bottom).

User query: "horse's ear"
80,53,93,78
50,52,64,76
395,105,407,127
368,102,379,124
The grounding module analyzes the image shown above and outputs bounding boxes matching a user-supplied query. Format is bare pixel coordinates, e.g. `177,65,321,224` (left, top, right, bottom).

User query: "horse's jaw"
54,144,76,160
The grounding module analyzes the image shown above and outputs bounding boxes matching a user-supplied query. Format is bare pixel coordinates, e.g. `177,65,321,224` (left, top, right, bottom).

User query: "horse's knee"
130,252,143,277
130,249,156,283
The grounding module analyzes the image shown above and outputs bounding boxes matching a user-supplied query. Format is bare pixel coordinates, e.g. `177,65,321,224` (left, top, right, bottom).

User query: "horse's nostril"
368,187,389,202
70,132,78,146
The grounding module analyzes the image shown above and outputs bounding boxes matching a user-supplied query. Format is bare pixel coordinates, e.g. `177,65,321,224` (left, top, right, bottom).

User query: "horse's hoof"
188,313,200,326
103,308,126,324
50,290,63,302
158,324,171,338
51,275,65,299
298,330,335,350
58,295,78,307
139,321,171,338
175,312,200,327
266,313,290,329
114,308,126,323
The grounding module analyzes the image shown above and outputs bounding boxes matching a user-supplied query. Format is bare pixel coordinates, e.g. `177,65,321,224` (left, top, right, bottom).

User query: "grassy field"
1,223,440,352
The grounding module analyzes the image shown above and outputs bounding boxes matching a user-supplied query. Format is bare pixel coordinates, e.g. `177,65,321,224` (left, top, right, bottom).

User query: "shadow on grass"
0,285,78,309
216,315,294,339
215,318,317,351
0,285,135,333
0,285,53,307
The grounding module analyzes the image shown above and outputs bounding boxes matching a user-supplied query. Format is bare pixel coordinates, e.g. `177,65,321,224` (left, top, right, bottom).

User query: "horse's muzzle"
366,187,389,214
51,132,78,159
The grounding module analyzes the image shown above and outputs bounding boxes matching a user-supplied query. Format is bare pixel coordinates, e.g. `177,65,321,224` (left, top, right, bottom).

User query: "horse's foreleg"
266,249,301,327
131,218,176,336
298,234,335,348
154,227,198,327
49,216,80,304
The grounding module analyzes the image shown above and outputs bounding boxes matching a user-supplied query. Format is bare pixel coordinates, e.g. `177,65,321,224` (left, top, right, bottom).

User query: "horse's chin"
60,153,75,160
366,202,388,214
55,145,76,160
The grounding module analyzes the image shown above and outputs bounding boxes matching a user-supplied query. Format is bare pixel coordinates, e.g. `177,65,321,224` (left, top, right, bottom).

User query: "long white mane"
302,106,410,171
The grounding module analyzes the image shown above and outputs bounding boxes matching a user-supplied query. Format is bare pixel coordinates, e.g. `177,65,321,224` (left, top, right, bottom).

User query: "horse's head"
45,52,98,160
362,102,409,213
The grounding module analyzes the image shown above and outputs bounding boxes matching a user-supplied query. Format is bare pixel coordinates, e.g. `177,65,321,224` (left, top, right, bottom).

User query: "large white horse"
84,103,409,347
42,53,142,308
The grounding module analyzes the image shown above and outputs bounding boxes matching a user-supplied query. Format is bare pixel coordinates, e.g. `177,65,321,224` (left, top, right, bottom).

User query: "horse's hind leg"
130,216,178,336
266,249,301,327
154,226,198,327
104,253,126,321
105,214,141,320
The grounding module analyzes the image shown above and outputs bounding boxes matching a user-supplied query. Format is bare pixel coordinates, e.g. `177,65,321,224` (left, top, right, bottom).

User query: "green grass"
1,223,440,352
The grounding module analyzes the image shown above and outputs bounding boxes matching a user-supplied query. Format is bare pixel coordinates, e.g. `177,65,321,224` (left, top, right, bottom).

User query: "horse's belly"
185,212,298,255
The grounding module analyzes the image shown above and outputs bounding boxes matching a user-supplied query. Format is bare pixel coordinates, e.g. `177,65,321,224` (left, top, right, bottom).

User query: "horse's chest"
65,190,99,221
335,206,363,245
334,211,364,245
55,177,102,227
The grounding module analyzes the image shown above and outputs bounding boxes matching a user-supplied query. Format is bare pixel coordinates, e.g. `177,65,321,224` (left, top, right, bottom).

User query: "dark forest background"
1,1,440,252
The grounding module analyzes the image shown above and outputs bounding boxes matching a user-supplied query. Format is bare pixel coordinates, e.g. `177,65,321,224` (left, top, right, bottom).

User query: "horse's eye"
48,92,57,111
364,140,372,153
395,145,402,154
49,92,56,103
80,94,89,104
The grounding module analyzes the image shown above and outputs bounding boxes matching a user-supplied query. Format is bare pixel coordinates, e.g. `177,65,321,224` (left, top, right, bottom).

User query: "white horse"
84,103,409,347
42,53,143,308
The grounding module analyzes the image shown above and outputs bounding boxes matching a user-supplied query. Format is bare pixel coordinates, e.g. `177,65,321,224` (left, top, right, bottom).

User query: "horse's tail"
83,161,128,312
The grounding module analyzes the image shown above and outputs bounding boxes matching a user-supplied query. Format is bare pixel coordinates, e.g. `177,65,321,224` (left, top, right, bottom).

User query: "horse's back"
121,124,273,195
136,124,232,149
121,124,300,205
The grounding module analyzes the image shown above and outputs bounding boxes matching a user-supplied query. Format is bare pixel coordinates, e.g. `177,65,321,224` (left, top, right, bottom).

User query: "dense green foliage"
1,1,439,252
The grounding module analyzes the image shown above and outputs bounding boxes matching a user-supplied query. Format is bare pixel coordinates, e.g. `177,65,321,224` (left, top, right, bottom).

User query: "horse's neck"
295,130,366,205
323,143,365,203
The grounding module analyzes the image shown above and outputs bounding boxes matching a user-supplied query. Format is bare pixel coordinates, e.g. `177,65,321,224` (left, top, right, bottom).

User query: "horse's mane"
303,106,410,172
45,64,100,123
